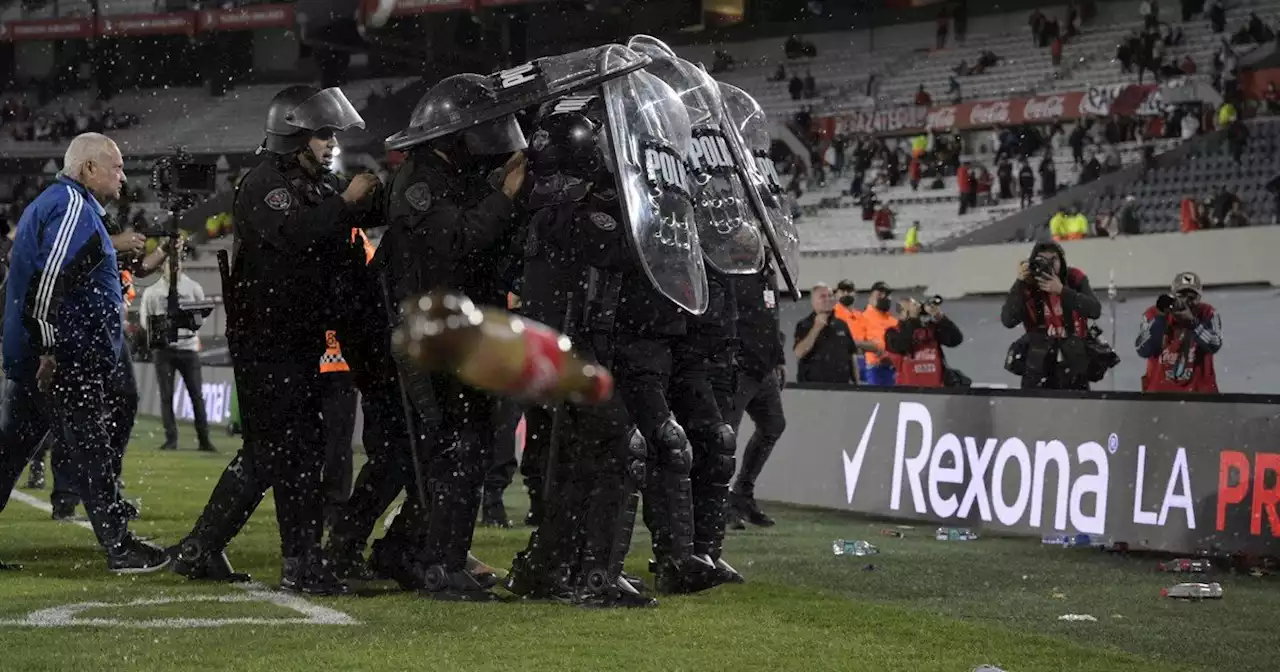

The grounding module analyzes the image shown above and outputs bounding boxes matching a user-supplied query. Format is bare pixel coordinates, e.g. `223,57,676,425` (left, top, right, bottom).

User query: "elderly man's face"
810,286,833,313
85,141,125,202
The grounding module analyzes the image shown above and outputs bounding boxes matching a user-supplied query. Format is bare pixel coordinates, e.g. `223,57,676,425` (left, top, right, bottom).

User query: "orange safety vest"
319,329,351,374
352,228,374,265
120,269,136,306
855,307,898,366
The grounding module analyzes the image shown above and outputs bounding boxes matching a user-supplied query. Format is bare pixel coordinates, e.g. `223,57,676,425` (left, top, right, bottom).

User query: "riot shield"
717,81,802,300
598,48,708,315
626,35,765,276
386,44,650,151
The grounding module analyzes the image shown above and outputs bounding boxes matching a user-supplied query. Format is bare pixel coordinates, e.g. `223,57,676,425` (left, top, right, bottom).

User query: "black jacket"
228,154,372,364
734,268,784,376
1000,241,1102,331
885,315,963,354
379,149,521,309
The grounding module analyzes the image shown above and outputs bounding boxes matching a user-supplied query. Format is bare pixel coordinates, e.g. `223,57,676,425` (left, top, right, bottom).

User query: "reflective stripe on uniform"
320,329,351,373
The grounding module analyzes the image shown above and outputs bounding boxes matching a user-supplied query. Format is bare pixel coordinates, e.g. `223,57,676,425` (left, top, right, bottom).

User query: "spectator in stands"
1208,186,1239,227
1181,55,1196,74
803,70,817,98
794,283,860,384
1066,1,1080,37
1226,118,1249,164
908,154,922,191
1018,158,1036,208
1137,272,1221,393
1208,0,1225,34
1039,153,1058,198
956,161,972,215
1225,199,1249,227
770,64,787,82
1030,9,1047,46
874,204,895,241
1049,208,1068,240
997,158,1014,200
855,282,898,386
947,75,962,103
1141,0,1159,31
936,8,950,50
1267,175,1280,224
1180,196,1201,232
1068,122,1090,166
1118,32,1136,73
789,74,804,101
1080,151,1102,185
1265,84,1280,115
1051,35,1063,66
1115,195,1141,235
1094,209,1115,237
914,85,932,106
784,35,804,59
1001,242,1102,390
904,221,921,253
885,296,964,388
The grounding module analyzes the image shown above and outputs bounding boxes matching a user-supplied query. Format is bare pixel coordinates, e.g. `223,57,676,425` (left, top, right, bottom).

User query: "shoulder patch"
264,187,292,211
405,182,433,212
588,211,617,232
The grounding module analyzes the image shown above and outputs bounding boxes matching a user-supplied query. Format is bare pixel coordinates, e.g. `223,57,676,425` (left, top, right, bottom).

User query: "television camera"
143,147,219,349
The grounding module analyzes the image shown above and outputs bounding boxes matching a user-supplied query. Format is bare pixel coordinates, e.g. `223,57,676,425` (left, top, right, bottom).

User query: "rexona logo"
873,402,1111,534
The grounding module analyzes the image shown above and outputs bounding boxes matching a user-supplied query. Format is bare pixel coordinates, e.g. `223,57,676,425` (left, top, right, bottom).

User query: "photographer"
1136,272,1222,393
140,256,215,453
884,297,963,388
1000,242,1102,389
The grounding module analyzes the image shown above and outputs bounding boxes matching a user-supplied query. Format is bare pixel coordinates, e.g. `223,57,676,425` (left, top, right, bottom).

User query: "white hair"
62,133,118,181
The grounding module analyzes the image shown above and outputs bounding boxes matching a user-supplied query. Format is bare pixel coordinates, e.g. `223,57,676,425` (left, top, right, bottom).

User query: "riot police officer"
362,72,528,601
504,99,657,607
169,85,375,595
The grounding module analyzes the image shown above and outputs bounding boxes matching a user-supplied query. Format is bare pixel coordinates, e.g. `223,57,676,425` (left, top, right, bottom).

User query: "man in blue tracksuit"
0,133,168,573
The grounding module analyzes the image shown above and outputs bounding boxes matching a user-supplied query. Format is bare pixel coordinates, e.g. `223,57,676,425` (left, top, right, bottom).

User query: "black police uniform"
504,139,653,605
376,146,522,599
171,84,370,594
668,268,741,581
726,266,787,526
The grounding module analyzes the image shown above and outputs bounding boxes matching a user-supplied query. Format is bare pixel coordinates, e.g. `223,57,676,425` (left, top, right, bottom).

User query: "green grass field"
1,418,1275,671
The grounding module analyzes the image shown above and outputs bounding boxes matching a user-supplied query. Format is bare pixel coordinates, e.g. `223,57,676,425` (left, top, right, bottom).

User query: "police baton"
378,271,432,515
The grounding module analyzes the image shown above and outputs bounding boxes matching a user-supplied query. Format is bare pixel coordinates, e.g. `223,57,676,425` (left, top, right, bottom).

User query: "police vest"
319,329,351,374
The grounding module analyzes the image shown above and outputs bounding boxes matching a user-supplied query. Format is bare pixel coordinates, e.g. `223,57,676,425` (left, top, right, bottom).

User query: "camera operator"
140,256,215,453
1136,272,1222,393
1000,241,1102,389
884,296,963,388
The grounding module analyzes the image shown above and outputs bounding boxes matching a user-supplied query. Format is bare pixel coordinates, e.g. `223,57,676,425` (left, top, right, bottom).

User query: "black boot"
733,491,775,527
480,490,512,528
107,534,171,574
0,560,23,571
51,499,77,521
504,550,573,601
280,550,349,596
169,538,252,582
326,539,377,582
650,556,721,595
573,568,658,609
419,564,504,602
710,556,746,584
368,538,429,590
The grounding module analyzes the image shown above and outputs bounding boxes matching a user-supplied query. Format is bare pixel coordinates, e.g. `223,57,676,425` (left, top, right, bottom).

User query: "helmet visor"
463,115,528,156
284,87,366,133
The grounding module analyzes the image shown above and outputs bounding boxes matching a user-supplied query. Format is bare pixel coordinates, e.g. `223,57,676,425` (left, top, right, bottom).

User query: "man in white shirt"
140,258,215,452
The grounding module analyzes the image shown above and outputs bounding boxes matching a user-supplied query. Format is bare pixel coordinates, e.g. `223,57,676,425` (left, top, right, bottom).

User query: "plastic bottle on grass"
1161,582,1223,599
1159,558,1213,573
832,539,879,556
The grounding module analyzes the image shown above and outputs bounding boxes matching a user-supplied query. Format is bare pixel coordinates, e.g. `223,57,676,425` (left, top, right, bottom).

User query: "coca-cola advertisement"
390,0,475,16
99,13,197,38
0,17,93,41
198,4,295,31
821,91,1090,136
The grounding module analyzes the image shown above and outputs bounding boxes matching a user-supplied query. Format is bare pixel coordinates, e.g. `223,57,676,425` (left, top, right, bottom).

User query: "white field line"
4,489,359,627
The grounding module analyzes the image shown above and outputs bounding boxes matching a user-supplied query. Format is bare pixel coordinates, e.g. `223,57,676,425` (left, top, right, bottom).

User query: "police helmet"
387,74,526,156
263,85,366,155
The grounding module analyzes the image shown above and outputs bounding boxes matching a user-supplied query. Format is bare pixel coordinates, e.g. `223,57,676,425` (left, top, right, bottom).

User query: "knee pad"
622,427,648,487
706,423,737,482
653,416,692,475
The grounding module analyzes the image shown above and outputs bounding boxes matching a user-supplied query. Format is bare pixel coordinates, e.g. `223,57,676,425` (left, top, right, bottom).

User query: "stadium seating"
1085,116,1278,232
